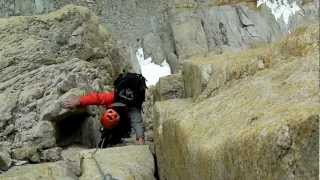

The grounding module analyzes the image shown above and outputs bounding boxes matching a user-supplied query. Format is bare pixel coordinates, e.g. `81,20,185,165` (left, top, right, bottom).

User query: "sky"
136,48,171,87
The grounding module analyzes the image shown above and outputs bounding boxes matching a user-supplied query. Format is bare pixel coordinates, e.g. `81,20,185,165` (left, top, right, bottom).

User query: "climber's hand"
63,96,80,109
136,137,145,145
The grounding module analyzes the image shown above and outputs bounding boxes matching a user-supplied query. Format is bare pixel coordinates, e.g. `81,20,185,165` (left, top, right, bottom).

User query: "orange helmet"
100,109,120,129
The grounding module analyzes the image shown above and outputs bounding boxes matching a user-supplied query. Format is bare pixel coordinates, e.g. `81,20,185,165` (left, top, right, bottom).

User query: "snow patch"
136,48,171,86
257,0,302,25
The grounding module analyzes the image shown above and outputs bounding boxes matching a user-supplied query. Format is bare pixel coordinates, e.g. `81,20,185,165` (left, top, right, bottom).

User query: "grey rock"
14,112,37,131
171,11,209,59
12,146,38,161
154,73,185,101
0,161,77,180
79,145,155,180
2,124,15,137
29,153,41,163
0,92,18,129
41,147,63,162
0,146,12,171
32,121,56,149
142,33,165,64
200,5,282,52
166,52,180,73
61,145,87,176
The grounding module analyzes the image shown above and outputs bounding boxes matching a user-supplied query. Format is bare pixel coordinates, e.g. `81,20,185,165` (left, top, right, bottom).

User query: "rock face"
154,24,319,180
0,144,12,171
80,145,155,180
154,74,185,101
1,145,155,179
0,0,318,72
0,161,77,180
0,5,129,166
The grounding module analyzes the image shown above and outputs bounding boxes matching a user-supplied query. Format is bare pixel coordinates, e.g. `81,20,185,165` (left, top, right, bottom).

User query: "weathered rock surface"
0,0,318,72
0,144,12,171
170,4,283,59
80,145,155,180
0,161,77,180
0,5,129,166
1,145,155,179
154,74,185,101
0,0,169,72
61,145,88,176
154,24,319,180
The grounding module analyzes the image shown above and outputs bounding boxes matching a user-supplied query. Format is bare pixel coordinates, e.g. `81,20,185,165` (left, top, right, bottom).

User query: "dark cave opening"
55,112,92,147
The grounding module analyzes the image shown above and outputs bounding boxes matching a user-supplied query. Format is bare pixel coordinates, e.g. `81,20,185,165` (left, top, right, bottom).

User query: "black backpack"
113,72,147,108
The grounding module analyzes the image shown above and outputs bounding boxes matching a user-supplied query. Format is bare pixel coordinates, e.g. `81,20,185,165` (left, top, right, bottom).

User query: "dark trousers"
98,107,144,148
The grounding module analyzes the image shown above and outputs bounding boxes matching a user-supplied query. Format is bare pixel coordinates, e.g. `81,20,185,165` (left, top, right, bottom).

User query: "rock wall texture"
0,5,129,170
80,145,155,180
154,24,319,180
154,73,185,101
0,145,155,179
0,0,318,72
0,161,77,180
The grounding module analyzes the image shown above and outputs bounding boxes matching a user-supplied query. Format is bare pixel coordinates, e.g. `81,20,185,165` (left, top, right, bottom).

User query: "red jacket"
79,91,115,107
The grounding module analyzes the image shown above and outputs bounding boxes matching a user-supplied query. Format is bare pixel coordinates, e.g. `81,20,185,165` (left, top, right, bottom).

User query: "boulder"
154,74,185,101
154,24,319,180
0,161,77,180
79,145,155,180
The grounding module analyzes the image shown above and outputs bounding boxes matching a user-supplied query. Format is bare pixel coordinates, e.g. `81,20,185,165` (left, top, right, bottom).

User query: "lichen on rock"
154,24,319,180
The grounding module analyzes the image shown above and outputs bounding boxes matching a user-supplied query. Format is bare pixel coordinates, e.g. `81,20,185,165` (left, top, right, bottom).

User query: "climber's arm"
63,92,115,108
79,92,115,106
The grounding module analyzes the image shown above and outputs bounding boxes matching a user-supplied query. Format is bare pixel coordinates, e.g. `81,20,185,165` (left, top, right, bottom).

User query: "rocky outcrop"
170,5,281,59
0,161,77,180
80,145,155,180
154,24,319,180
0,0,168,72
1,145,155,179
0,0,318,73
0,5,129,168
154,74,185,101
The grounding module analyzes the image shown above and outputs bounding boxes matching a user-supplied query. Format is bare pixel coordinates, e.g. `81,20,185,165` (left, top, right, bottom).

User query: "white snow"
136,48,171,86
257,0,302,25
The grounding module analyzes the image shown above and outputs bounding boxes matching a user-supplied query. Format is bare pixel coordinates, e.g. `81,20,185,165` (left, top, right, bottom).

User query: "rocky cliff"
0,5,156,179
0,0,318,73
0,0,318,179
154,24,319,180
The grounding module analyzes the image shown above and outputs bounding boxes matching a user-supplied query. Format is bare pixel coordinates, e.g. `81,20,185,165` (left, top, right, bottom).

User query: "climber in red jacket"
63,91,145,145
